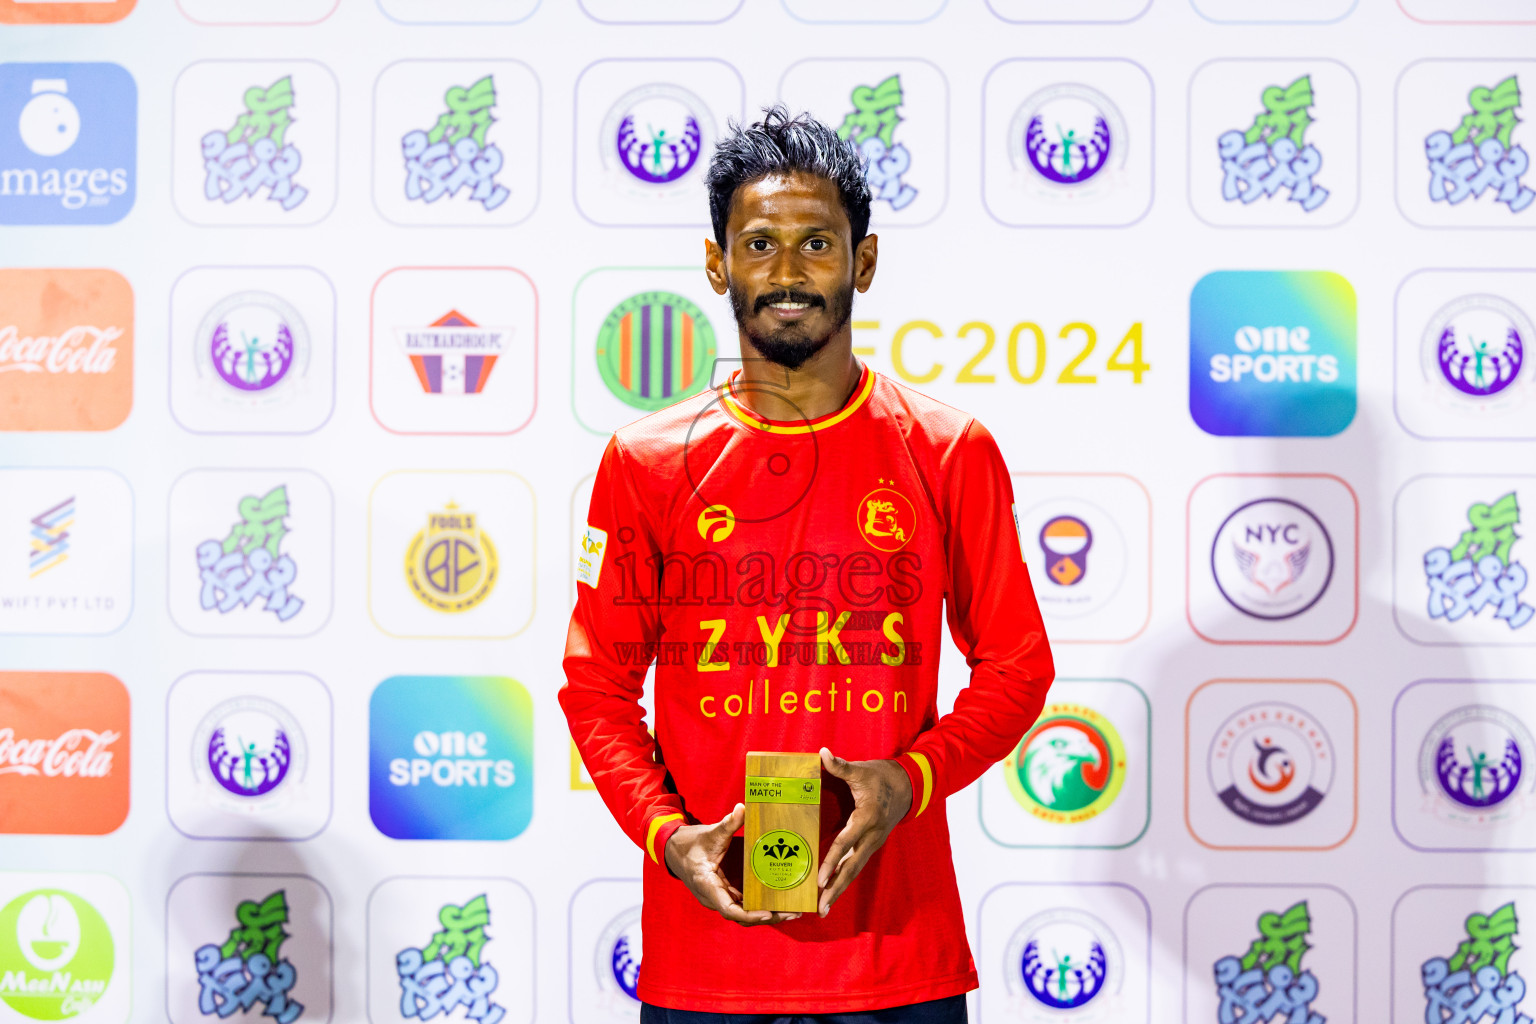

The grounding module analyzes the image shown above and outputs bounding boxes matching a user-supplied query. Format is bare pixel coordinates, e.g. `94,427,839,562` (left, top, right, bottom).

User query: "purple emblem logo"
595,905,642,1004
197,291,307,394
1420,705,1533,816
603,84,712,189
1014,84,1121,187
194,696,305,805
1424,295,1530,400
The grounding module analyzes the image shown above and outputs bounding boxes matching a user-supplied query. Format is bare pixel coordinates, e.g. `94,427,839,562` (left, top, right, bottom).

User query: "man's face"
707,171,874,370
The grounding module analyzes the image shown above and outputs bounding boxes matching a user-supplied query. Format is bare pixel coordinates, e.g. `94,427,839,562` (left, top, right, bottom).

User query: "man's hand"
817,747,912,918
664,804,802,927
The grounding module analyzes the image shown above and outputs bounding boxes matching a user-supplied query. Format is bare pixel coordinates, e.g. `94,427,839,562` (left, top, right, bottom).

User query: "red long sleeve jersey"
560,365,1055,1013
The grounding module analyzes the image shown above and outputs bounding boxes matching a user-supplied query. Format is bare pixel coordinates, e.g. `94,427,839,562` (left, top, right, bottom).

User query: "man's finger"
819,839,878,917
818,820,861,887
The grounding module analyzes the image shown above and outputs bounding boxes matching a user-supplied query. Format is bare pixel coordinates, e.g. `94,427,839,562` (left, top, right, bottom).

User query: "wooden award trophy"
742,751,821,913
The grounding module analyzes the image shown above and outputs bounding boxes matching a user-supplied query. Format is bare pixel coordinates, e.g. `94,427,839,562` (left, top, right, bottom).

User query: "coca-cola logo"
0,726,119,778
0,324,121,375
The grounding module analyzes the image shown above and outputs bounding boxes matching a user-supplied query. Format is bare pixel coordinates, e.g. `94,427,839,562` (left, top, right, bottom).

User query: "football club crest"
192,696,305,809
1423,295,1530,402
594,906,642,1007
602,83,711,189
855,484,916,553
595,292,717,411
1211,498,1335,620
396,310,509,395
1208,702,1335,826
1010,84,1126,195
1004,705,1126,825
1003,908,1122,1014
1419,704,1535,823
195,291,308,398
404,503,498,613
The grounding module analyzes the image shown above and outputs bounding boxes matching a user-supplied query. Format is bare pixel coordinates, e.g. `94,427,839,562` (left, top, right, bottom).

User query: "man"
561,107,1055,1022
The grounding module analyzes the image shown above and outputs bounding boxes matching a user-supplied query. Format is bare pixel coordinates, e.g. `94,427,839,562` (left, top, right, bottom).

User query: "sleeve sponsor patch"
576,524,608,588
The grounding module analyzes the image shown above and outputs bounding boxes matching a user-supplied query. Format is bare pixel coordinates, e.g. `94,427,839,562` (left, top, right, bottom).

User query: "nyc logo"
0,63,135,224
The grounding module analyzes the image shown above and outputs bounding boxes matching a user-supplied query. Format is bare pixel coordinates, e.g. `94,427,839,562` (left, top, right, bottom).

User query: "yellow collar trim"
721,367,874,435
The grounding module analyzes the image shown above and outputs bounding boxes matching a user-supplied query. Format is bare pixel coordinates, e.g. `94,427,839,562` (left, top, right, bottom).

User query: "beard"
727,278,855,371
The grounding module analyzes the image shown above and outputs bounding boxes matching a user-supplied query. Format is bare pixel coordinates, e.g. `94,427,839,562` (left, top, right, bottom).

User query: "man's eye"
748,239,770,251
806,239,828,251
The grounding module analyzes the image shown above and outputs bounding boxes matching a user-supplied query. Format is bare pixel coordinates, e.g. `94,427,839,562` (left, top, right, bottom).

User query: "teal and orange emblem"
1004,704,1126,824
596,291,717,411
856,482,916,552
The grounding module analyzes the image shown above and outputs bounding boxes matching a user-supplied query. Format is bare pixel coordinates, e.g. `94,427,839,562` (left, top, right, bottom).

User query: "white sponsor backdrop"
3,2,1536,1024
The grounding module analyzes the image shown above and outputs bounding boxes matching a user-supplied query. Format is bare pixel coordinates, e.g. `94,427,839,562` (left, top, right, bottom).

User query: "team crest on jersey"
404,503,498,613
857,482,915,552
696,505,735,544
576,524,607,589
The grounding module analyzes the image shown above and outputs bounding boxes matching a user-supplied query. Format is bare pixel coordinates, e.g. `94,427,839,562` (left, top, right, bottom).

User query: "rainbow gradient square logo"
369,675,533,840
1189,271,1357,436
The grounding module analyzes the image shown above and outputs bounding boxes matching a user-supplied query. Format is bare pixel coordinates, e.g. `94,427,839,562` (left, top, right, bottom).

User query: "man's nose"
766,247,808,290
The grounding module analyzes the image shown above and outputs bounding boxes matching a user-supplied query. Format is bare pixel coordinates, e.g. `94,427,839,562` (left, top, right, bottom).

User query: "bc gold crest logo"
856,482,916,552
405,503,498,613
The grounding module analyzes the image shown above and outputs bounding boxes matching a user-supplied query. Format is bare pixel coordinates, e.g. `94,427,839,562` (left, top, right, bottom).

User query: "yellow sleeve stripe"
645,813,685,864
909,752,934,817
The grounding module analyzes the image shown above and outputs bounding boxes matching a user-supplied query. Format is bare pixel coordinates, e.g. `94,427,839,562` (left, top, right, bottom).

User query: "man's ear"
854,233,878,294
704,237,728,296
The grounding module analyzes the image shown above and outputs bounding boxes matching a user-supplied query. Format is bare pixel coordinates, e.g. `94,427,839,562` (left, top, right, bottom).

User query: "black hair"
705,104,872,249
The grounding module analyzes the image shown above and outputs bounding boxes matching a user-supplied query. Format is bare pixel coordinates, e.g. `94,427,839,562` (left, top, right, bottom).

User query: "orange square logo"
0,268,133,430
0,0,136,23
0,671,130,834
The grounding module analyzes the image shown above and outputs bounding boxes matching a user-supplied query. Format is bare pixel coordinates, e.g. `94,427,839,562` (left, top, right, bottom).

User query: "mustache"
753,289,826,314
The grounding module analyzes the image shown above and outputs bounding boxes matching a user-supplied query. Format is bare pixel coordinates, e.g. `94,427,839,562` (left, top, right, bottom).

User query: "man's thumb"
820,747,851,778
715,802,745,838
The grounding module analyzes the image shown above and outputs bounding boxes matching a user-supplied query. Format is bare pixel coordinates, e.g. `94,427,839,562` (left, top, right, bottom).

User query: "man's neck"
733,331,863,424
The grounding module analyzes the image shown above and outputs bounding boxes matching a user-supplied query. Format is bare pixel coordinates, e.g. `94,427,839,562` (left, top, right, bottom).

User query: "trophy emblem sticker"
750,829,811,891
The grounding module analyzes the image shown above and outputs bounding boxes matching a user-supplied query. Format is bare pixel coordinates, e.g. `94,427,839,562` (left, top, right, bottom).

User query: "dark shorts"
639,994,968,1024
